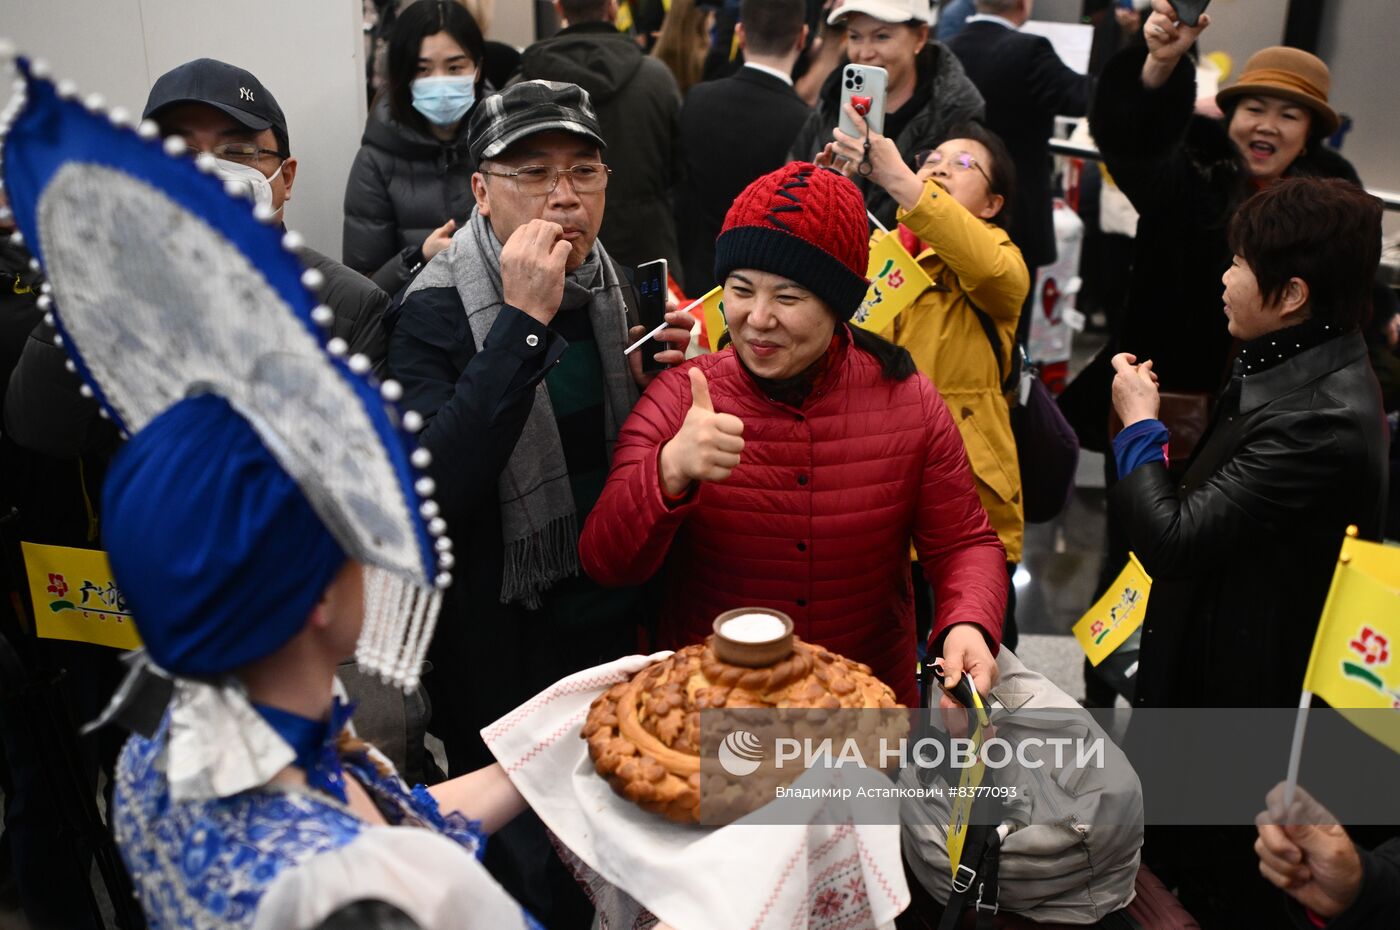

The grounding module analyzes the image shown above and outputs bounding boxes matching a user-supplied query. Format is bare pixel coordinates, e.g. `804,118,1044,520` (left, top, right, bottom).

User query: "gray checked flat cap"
468,80,607,164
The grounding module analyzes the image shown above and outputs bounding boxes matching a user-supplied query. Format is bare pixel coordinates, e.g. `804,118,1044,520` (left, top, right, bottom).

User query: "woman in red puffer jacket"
580,162,1007,707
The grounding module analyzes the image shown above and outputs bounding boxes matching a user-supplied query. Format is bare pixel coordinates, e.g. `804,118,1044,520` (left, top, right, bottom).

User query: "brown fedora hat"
1216,46,1340,136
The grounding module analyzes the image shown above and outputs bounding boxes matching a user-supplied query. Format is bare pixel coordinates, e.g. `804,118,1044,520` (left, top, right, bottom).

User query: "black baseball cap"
143,59,290,154
468,80,606,165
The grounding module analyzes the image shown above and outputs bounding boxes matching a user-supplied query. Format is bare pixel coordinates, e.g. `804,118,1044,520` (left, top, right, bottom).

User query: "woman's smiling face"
1228,94,1312,184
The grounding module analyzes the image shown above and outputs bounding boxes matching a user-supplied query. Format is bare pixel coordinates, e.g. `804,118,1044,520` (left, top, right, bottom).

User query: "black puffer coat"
515,22,682,281
788,42,985,230
1089,47,1360,394
0,239,99,552
1114,333,1388,709
342,98,478,296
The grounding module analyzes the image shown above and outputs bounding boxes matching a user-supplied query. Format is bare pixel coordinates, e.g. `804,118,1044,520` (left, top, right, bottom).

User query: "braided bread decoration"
583,635,902,823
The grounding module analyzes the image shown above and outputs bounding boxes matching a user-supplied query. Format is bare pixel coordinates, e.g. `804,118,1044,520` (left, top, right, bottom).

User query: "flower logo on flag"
887,269,905,289
1349,627,1389,667
46,573,68,598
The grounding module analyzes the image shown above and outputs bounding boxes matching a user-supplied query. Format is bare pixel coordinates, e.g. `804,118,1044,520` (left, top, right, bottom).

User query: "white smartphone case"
838,64,889,138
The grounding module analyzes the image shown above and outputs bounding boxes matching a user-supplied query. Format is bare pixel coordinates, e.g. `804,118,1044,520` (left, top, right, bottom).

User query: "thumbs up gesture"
658,368,746,497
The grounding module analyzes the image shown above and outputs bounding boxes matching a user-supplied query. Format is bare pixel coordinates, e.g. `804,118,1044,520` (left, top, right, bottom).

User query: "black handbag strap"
936,814,1003,930
968,300,1021,397
976,832,1002,930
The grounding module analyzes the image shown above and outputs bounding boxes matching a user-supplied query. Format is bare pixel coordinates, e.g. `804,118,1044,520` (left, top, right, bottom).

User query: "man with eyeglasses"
0,61,416,925
387,79,690,927
6,59,392,465
0,59,395,929
143,59,390,368
6,56,412,754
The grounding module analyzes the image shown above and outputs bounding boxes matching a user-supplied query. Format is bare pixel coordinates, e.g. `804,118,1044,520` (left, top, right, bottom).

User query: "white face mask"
213,158,283,217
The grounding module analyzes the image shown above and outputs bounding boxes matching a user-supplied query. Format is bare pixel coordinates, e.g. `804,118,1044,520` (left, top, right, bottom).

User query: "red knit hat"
714,163,870,321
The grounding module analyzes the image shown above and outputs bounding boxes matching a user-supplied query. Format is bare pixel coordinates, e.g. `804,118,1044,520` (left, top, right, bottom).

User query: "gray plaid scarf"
407,208,637,607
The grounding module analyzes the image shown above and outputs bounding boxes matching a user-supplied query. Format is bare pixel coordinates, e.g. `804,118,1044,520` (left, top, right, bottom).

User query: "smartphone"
636,258,669,373
1168,0,1211,27
838,64,887,138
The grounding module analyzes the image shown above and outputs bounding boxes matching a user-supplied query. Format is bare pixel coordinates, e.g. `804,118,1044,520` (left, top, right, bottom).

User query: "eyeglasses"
478,163,611,196
913,149,992,187
199,142,287,166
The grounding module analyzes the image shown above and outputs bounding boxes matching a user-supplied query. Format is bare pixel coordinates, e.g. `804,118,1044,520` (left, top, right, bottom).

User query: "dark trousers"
1143,825,1291,929
425,611,641,929
0,631,131,929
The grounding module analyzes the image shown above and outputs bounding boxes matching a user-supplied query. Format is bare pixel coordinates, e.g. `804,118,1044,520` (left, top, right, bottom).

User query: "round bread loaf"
582,635,902,823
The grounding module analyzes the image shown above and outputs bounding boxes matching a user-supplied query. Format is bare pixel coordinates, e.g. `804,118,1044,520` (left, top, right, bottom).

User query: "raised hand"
1255,783,1363,919
500,219,573,325
1110,352,1161,427
420,217,457,264
936,623,1000,702
627,308,696,389
1142,0,1212,89
657,368,745,497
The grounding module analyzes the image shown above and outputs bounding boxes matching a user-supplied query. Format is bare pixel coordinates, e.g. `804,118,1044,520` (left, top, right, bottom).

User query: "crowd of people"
0,0,1396,928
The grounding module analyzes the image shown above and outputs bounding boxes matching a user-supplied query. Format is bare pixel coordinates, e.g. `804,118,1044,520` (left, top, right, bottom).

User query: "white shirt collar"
743,61,794,87
163,673,357,802
964,13,1020,30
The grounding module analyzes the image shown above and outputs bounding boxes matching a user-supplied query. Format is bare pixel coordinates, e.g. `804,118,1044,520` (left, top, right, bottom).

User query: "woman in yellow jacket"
824,113,1029,651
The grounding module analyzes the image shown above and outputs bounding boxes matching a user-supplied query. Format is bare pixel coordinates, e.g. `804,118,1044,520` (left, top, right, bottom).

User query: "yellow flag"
21,542,141,651
1302,536,1400,752
852,231,932,334
1073,553,1152,666
1335,534,1400,587
616,0,669,35
696,285,727,353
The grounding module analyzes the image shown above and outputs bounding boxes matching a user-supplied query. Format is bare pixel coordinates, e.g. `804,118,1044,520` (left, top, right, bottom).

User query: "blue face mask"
411,75,476,127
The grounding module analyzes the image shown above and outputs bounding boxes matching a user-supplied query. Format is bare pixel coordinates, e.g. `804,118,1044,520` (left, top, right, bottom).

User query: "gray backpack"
901,648,1144,925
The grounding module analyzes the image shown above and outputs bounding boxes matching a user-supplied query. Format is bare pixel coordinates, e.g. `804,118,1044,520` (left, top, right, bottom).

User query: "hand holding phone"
1168,0,1211,27
1142,0,1210,87
635,259,670,373
838,64,888,140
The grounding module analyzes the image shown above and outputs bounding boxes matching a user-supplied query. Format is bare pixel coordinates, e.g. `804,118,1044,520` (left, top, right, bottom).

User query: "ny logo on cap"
239,87,255,102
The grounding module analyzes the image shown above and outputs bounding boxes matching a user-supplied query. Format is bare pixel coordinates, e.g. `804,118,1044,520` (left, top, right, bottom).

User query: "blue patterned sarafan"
112,717,539,930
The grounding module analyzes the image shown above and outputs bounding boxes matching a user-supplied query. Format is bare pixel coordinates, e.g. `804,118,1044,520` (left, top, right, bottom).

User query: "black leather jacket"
1113,332,1388,708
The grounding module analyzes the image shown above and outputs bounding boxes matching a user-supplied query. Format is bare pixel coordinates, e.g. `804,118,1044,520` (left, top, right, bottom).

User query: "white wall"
492,0,536,48
5,1,1393,244
1317,0,1400,226
2,0,367,259
1029,0,1289,60
1192,0,1287,74
1030,0,1084,24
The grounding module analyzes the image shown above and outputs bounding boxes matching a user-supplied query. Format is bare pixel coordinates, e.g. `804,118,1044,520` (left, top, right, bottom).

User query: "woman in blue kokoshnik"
0,53,682,930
